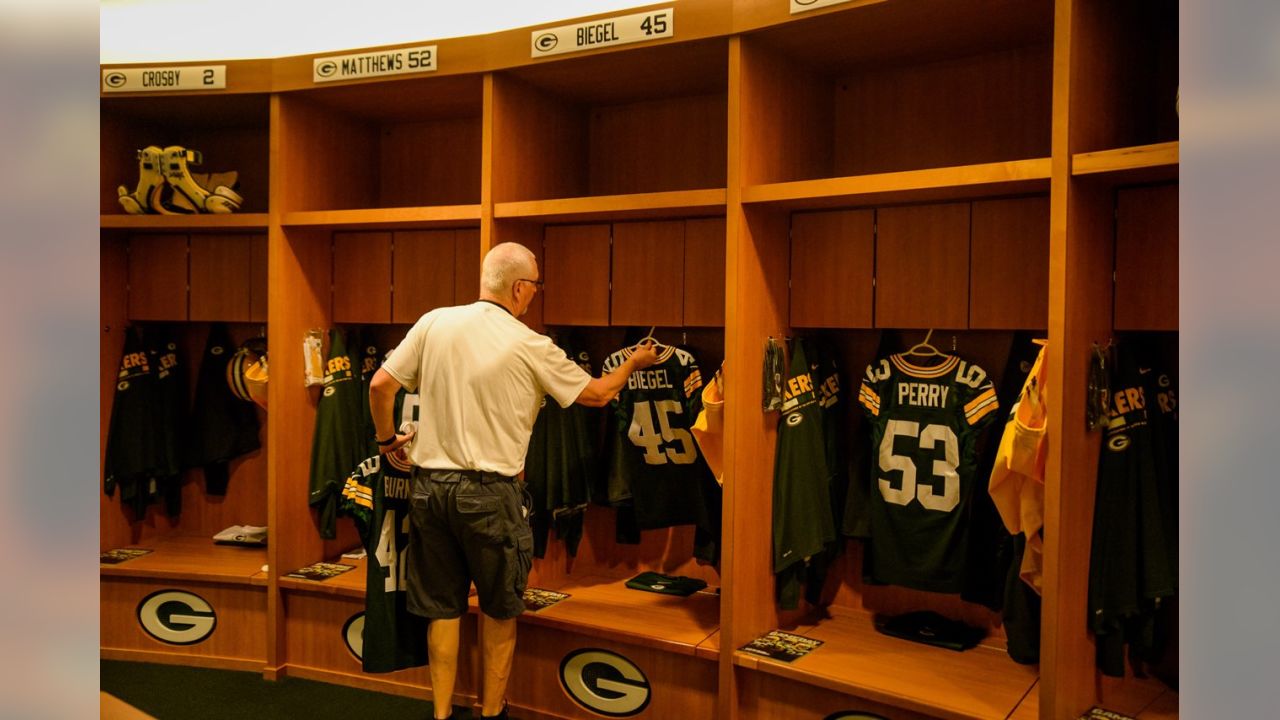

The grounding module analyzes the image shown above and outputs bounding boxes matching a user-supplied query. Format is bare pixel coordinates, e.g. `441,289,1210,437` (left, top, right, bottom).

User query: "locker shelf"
741,159,1051,211
100,213,269,231
277,557,368,599
515,573,720,658
1009,675,1177,719
494,188,726,222
1072,141,1179,186
732,606,1037,720
100,534,266,586
278,564,721,659
281,205,482,230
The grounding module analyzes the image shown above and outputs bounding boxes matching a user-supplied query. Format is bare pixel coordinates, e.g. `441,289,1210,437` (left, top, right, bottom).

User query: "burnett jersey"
602,345,717,531
857,353,999,593
340,449,428,673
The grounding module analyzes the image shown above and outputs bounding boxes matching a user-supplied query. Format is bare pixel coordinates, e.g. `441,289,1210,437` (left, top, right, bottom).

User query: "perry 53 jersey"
340,447,428,673
857,353,999,592
602,344,717,532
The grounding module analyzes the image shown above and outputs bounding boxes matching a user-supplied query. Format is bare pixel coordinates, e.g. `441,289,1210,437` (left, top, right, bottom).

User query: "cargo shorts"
406,469,533,620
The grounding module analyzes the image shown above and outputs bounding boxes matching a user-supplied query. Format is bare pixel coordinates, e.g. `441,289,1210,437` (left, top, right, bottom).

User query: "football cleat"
116,146,165,214
159,145,243,214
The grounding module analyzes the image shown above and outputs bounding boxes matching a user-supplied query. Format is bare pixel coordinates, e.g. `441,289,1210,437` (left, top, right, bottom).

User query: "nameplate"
313,46,437,83
531,8,674,58
102,65,226,93
791,0,854,15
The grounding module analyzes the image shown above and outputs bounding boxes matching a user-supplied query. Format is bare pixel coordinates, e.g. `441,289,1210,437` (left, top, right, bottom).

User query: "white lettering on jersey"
626,368,672,391
896,382,950,408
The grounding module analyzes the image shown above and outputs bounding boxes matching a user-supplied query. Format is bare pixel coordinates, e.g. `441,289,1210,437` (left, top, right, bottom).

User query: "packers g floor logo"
824,713,889,720
343,613,365,660
136,590,216,645
560,648,650,717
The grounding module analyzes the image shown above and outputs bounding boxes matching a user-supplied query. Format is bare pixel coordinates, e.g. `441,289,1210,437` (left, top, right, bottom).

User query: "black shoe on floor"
480,701,509,720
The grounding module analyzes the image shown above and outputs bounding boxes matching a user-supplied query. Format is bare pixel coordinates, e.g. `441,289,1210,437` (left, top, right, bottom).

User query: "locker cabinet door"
875,203,970,329
683,218,726,327
128,234,188,321
1115,183,1178,330
392,230,456,323
454,229,481,306
248,234,268,323
790,210,874,328
333,232,391,324
970,197,1049,330
189,234,252,322
612,220,684,327
543,224,610,326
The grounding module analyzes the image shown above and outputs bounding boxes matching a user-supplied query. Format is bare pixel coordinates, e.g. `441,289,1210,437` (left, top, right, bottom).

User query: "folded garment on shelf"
624,571,708,597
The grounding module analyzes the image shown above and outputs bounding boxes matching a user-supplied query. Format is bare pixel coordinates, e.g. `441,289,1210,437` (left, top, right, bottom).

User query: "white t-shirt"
382,301,591,476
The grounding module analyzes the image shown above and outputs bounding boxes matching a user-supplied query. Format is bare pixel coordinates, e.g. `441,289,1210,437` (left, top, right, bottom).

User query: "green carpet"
101,660,477,719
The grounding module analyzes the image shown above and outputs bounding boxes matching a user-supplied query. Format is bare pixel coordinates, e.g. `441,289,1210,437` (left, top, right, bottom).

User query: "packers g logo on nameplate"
136,590,217,645
559,648,651,717
342,613,365,660
790,0,854,14
530,8,673,59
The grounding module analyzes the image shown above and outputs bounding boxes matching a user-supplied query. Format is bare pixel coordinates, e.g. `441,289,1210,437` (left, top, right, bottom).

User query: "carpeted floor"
101,660,479,719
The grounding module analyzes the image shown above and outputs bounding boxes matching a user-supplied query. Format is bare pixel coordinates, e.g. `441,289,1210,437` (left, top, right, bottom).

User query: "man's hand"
630,339,660,370
379,428,416,456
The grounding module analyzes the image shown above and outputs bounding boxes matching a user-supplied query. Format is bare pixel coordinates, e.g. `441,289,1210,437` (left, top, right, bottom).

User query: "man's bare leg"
428,617,461,719
480,614,518,716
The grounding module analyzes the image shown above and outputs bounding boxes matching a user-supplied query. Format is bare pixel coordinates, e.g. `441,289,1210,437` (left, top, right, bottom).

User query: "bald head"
480,242,537,300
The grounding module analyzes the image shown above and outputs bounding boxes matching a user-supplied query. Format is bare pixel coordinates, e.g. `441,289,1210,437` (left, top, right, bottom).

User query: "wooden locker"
612,220,685,327
790,210,875,328
683,218,726,327
970,197,1050,329
1115,183,1178,330
332,232,392,324
543,224,610,326
248,234,268,323
189,234,252,322
875,203,971,329
392,230,455,323
454,228,481,306
128,234,188,321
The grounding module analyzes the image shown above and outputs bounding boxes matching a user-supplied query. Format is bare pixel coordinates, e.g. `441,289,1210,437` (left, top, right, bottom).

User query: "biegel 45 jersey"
602,344,717,532
340,443,428,673
857,353,999,592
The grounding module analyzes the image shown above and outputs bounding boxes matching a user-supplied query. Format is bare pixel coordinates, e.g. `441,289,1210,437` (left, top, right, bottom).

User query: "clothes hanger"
903,329,946,359
637,326,668,350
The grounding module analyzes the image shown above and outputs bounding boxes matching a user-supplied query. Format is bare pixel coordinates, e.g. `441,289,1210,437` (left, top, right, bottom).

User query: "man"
369,242,658,720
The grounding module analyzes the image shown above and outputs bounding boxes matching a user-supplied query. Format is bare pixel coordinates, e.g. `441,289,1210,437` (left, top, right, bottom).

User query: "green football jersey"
309,329,365,539
857,353,999,593
340,446,428,673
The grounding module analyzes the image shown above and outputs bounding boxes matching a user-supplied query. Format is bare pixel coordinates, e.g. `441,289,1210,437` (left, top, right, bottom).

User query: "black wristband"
376,433,397,446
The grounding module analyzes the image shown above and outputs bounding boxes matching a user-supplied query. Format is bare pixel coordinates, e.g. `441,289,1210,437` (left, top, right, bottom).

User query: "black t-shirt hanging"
189,323,261,495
